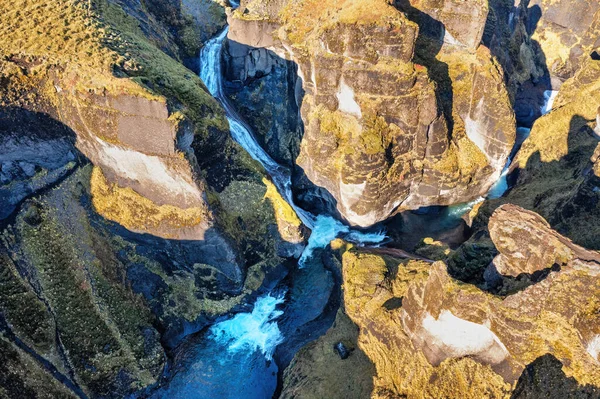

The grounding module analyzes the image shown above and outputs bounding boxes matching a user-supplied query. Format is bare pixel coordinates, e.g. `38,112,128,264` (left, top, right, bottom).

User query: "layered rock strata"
226,0,516,226
339,204,600,398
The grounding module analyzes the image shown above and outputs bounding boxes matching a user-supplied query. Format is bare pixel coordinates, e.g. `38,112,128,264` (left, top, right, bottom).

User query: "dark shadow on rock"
273,248,342,398
483,262,561,296
0,107,299,398
505,115,600,246
220,37,347,219
0,107,84,224
383,205,471,254
511,354,600,398
451,115,600,290
123,0,227,73
394,0,454,135
375,2,470,253
483,1,552,127
291,165,342,220
223,39,305,167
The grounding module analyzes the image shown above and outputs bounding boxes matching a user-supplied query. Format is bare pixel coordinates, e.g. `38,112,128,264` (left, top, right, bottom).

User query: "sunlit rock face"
227,0,516,227
483,0,600,126
487,204,600,278
55,90,213,240
400,0,490,51
472,54,600,251
527,0,600,81
340,204,600,397
0,0,233,240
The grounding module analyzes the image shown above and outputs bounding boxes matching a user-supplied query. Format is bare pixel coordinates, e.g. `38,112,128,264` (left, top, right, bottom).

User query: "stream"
148,22,385,399
148,13,559,398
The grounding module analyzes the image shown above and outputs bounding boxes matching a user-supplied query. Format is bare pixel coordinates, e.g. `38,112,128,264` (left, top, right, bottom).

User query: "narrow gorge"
1,0,600,398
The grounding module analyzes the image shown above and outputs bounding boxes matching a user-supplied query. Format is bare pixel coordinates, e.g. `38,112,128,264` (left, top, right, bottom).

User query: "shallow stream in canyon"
149,18,558,399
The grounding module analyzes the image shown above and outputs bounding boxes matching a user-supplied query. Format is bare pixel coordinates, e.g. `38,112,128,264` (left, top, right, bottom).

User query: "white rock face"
339,180,366,210
443,29,462,46
336,80,362,118
465,99,492,161
421,310,509,365
95,138,203,207
587,335,600,361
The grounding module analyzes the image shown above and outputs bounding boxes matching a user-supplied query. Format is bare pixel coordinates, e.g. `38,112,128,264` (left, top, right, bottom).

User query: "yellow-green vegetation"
280,309,376,399
16,180,163,395
0,251,56,356
341,245,600,398
0,335,78,399
278,0,410,48
90,166,210,237
207,177,289,261
262,177,304,243
96,1,228,134
414,237,452,261
0,0,227,136
341,251,512,398
517,60,600,166
475,59,600,248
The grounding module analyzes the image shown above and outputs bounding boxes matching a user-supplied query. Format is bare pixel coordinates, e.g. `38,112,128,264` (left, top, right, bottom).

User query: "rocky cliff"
328,204,600,398
3,0,600,397
0,0,305,397
224,0,516,226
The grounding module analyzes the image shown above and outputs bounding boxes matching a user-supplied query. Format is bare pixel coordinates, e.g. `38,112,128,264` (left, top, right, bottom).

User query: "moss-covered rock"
338,207,600,398
280,309,375,399
0,334,78,399
227,0,516,226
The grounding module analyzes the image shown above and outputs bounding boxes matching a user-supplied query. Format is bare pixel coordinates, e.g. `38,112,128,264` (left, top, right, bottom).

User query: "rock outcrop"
338,205,600,397
484,0,600,125
0,108,79,219
280,310,376,399
226,0,516,226
0,0,230,241
488,204,600,278
0,1,307,397
527,0,600,82
466,50,600,252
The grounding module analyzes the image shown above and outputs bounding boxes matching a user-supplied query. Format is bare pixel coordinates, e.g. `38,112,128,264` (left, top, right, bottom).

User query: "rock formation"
3,0,600,397
338,204,600,398
0,1,305,397
526,0,600,82
225,0,516,227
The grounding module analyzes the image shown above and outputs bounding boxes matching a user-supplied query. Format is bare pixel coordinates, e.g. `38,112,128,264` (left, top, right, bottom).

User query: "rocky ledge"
224,0,517,226
305,204,600,398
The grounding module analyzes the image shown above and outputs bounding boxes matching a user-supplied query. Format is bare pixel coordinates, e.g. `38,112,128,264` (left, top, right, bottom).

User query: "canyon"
1,0,600,398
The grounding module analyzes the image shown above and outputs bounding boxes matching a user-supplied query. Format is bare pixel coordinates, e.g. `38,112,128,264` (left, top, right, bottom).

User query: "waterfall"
199,27,315,228
198,27,386,263
541,90,558,115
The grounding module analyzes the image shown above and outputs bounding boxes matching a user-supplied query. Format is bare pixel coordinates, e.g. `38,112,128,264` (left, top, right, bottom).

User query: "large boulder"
340,205,600,397
226,0,516,227
488,204,600,278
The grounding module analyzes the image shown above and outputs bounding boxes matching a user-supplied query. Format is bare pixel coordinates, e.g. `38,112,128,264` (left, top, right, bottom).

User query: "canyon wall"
225,0,516,226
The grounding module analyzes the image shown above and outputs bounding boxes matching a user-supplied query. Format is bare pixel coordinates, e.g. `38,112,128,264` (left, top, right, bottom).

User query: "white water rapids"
199,27,385,268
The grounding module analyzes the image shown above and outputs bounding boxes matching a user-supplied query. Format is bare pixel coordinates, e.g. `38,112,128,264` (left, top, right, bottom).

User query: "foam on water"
209,294,285,360
298,215,386,267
